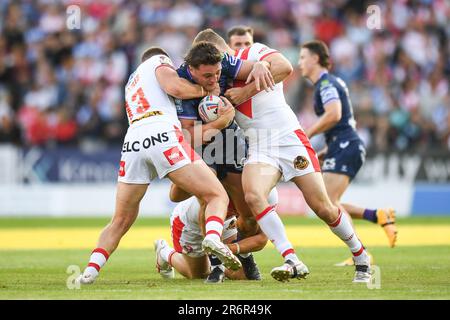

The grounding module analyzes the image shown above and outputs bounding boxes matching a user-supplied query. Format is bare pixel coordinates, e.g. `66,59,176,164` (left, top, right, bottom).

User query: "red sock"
205,216,223,241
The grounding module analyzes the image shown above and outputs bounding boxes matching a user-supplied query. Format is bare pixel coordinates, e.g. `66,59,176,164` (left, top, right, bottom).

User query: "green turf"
1,217,449,299
0,216,449,229
0,245,449,300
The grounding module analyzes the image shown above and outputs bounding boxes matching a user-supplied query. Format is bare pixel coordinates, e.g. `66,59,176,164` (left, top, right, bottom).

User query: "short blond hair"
141,46,169,62
193,28,228,48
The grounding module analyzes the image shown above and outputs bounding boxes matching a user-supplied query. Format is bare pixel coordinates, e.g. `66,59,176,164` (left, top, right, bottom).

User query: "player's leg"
98,182,148,253
322,172,375,266
168,161,227,224
155,239,210,279
242,163,309,281
222,172,259,236
342,203,397,248
208,215,263,282
175,255,210,279
227,189,278,280
169,167,218,203
78,182,148,284
292,172,371,282
321,172,360,229
167,161,241,270
191,170,266,281
322,172,350,208
323,172,397,248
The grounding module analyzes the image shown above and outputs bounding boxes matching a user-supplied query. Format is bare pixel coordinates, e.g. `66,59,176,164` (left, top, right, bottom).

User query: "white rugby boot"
353,251,371,283
202,238,242,271
270,259,310,282
154,239,175,279
75,268,98,285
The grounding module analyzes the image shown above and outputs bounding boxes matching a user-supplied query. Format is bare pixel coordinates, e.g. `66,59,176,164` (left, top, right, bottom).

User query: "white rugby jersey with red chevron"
233,43,301,143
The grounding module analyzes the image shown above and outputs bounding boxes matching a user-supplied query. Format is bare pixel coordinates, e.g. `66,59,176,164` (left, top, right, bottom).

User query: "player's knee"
110,216,134,234
315,203,338,224
326,192,341,207
244,190,263,210
329,198,341,210
199,188,228,206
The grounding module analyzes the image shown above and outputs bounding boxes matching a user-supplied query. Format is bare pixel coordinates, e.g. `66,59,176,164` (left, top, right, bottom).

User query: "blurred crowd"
0,0,449,152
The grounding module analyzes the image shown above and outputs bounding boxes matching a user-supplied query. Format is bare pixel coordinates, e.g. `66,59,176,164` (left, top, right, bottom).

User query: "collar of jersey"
319,70,328,79
186,66,195,82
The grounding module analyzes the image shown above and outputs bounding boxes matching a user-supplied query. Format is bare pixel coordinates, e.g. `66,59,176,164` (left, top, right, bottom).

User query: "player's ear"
313,53,320,65
187,65,196,76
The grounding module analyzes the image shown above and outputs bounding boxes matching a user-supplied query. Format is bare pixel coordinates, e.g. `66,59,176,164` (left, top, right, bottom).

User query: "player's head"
185,41,222,91
227,26,254,50
193,28,231,53
141,46,170,62
298,40,331,78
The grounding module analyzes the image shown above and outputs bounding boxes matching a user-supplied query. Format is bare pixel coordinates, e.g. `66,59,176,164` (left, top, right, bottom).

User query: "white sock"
160,244,176,264
328,210,366,256
256,205,299,263
205,216,224,242
84,248,109,276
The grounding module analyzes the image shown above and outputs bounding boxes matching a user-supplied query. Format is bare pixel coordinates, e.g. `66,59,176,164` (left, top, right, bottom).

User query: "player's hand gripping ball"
198,95,225,123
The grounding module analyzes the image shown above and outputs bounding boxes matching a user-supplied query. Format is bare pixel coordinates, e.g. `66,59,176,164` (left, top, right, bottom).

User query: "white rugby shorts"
171,212,237,258
117,119,200,184
245,129,321,182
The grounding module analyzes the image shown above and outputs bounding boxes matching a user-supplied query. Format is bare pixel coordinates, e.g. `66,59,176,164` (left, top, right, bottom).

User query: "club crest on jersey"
293,156,309,170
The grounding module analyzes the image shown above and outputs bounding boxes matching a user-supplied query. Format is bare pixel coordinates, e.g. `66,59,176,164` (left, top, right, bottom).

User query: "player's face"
298,48,316,78
189,63,222,92
229,33,253,50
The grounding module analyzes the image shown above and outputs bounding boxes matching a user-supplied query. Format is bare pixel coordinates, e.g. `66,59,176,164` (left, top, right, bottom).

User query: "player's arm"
225,53,294,105
305,100,342,139
235,60,275,91
180,97,235,147
227,231,268,254
263,51,294,83
156,66,206,99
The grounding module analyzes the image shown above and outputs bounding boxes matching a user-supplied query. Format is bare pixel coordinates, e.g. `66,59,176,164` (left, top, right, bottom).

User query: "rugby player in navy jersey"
171,41,277,282
298,40,397,266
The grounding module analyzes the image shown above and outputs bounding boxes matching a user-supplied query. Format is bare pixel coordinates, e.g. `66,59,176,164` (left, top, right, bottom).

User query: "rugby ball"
198,95,224,123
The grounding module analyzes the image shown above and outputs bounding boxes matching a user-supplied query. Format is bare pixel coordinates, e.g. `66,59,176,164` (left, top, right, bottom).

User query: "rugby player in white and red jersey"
194,29,371,283
229,29,393,267
154,189,278,282
76,47,241,285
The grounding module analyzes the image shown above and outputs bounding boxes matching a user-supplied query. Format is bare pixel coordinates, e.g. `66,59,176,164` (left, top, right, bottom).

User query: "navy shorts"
322,139,366,180
202,124,248,181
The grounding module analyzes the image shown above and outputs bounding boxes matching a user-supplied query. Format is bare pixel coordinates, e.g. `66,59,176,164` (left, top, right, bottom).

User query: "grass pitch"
0,217,449,299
